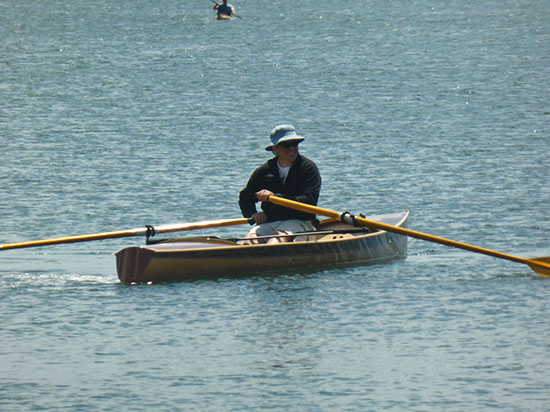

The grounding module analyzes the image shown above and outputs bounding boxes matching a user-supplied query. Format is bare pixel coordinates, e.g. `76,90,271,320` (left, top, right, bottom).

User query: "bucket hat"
265,124,305,151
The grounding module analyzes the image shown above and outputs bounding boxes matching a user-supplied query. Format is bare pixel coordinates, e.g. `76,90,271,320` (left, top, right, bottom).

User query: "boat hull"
116,211,408,283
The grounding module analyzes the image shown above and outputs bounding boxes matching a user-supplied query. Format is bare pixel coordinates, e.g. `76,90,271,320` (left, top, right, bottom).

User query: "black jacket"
239,155,321,222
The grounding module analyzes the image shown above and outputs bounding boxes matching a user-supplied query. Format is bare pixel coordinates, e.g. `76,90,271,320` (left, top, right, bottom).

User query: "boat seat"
317,233,356,242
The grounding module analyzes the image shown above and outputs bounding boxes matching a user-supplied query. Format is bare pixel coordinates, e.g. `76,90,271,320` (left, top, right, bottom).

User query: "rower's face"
273,140,300,165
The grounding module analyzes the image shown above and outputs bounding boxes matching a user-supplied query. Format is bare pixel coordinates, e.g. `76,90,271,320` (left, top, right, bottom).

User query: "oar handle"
153,218,253,234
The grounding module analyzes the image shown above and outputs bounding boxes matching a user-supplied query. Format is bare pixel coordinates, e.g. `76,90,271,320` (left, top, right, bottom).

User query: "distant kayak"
216,14,233,20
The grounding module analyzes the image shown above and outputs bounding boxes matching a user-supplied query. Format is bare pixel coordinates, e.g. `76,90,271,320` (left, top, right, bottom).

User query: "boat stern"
116,246,155,283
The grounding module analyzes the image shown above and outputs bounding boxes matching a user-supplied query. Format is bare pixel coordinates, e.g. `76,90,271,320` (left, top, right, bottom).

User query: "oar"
268,196,550,278
0,218,253,251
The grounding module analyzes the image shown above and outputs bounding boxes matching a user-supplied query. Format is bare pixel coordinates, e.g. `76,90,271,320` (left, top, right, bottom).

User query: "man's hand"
251,212,267,224
256,190,274,202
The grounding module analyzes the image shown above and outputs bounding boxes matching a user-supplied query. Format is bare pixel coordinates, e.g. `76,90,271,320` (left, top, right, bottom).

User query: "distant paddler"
212,0,241,20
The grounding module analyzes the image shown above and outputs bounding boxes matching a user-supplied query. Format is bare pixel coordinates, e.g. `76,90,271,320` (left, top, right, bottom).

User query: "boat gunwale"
143,210,410,255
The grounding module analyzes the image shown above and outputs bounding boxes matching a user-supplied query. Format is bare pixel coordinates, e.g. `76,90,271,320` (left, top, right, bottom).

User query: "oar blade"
527,257,550,278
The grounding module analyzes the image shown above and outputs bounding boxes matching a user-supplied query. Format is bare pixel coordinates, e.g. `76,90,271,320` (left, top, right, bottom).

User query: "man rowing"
213,0,236,20
239,125,322,244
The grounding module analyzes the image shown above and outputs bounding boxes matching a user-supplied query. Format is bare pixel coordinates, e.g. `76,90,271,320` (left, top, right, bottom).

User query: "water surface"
1,0,549,410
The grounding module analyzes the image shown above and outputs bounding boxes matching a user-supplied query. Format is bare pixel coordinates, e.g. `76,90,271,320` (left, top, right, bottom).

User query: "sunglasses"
277,141,300,149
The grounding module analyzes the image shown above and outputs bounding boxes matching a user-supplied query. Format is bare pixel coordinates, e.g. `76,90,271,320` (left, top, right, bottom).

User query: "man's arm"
294,160,321,206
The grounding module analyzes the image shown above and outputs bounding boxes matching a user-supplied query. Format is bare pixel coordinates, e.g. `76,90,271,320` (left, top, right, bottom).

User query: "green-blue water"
1,0,549,410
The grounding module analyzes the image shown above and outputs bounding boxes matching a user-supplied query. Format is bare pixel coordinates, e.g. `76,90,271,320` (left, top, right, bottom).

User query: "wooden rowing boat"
3,193,548,277
115,211,409,283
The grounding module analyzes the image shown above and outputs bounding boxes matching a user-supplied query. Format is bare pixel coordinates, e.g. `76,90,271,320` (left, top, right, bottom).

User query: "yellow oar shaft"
268,196,550,277
0,229,145,250
0,218,252,251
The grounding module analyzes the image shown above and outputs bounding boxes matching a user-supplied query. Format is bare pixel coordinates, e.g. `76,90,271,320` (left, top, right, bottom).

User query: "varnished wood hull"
116,211,408,283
